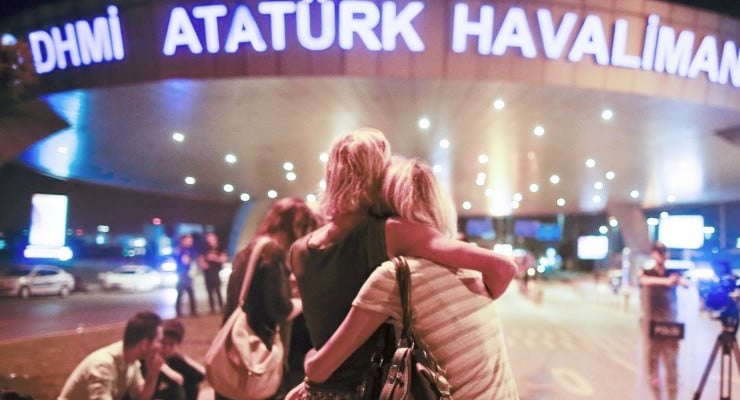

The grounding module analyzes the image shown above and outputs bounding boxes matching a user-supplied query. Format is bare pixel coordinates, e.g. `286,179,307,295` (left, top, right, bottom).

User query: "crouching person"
146,319,205,400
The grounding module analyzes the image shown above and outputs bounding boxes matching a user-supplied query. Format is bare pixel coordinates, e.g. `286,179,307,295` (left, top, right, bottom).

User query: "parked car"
98,264,162,291
0,265,75,298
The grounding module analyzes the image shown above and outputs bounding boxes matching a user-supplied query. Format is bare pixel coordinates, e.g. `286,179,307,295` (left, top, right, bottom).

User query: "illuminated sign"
28,6,125,74
23,1,740,88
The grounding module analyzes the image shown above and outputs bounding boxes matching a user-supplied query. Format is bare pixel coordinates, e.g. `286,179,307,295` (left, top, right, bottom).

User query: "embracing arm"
385,219,518,299
303,307,387,383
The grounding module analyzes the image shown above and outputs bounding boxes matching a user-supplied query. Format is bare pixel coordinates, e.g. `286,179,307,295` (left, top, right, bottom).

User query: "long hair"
382,157,458,238
255,197,319,248
321,128,392,219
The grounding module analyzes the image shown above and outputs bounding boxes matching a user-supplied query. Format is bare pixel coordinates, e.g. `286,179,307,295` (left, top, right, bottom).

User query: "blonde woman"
300,158,519,399
289,129,517,399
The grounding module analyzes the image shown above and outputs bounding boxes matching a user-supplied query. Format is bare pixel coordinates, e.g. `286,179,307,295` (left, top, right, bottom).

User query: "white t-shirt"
58,341,144,400
353,258,519,399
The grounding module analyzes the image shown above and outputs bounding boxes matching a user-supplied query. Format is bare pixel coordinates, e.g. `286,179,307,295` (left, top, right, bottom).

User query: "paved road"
2,275,739,399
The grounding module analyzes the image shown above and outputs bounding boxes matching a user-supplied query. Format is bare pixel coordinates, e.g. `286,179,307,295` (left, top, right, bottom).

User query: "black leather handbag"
379,256,452,400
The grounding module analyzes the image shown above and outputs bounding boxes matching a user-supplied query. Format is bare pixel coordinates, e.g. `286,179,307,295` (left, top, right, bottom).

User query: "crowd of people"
55,127,530,399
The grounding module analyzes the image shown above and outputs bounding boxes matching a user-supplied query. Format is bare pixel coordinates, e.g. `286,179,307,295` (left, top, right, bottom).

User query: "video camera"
702,261,740,333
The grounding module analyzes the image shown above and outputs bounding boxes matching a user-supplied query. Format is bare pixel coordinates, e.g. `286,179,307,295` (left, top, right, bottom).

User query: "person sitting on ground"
146,319,205,400
58,311,164,400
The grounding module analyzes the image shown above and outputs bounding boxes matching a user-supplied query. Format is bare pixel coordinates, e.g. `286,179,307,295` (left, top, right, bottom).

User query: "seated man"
58,311,164,400
146,319,204,400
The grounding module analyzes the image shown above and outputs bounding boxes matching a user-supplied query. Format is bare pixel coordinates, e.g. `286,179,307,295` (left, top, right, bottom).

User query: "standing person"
288,129,517,399
174,234,197,317
299,158,519,399
219,197,319,400
199,232,227,314
58,311,164,400
639,241,687,400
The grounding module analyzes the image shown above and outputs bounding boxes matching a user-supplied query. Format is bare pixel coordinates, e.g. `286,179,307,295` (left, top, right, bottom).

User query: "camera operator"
638,241,689,400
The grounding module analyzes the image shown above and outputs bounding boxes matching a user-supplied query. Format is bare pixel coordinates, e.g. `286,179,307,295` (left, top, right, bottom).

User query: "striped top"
353,258,519,400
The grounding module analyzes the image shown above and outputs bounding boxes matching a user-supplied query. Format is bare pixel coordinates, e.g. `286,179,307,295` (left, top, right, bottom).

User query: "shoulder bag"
379,256,452,400
204,236,284,400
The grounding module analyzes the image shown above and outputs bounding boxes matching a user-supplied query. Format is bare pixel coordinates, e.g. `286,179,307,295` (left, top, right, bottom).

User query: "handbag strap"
237,236,271,307
392,256,412,342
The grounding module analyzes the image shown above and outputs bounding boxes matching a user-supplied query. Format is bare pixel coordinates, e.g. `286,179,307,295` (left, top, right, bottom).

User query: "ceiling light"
267,189,278,199
283,162,294,171
184,176,196,185
647,218,659,226
306,194,317,203
172,132,184,142
556,198,566,207
418,117,431,130
225,154,237,164
550,175,560,184
513,193,523,202
492,99,505,110
286,172,297,181
609,218,619,227
533,125,545,137
601,109,613,120
319,180,326,190
476,173,486,186
462,201,472,210
592,195,602,203
439,139,450,149
223,184,234,193
660,211,669,219
529,184,539,193
594,181,604,190
599,225,608,234
511,200,520,209
240,193,251,202
485,188,494,197
630,190,640,199
667,194,676,203
319,152,329,163
432,164,442,173
585,158,596,168
57,146,68,154
478,154,489,164
605,171,615,180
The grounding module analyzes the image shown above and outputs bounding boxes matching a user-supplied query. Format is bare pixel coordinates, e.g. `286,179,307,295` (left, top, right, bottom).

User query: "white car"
0,265,75,298
99,265,162,291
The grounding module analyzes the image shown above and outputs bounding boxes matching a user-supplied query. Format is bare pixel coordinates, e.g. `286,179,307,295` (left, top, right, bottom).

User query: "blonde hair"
382,157,458,238
321,128,392,219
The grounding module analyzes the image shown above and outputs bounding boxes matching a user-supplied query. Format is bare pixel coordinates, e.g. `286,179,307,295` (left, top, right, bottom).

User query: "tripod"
694,316,740,400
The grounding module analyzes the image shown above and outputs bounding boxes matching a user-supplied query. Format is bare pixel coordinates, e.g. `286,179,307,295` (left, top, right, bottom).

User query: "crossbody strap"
392,256,412,342
237,236,272,307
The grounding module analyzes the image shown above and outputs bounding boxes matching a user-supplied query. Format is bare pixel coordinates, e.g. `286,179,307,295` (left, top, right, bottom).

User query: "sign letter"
163,7,203,55
568,15,609,65
381,1,425,52
224,5,267,52
492,7,536,58
452,3,494,55
339,1,382,51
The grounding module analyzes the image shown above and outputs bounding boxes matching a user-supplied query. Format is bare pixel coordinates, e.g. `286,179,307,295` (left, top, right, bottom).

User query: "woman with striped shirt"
301,158,519,399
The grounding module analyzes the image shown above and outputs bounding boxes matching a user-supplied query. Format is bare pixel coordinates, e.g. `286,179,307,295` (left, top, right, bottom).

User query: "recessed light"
605,171,615,180
609,218,619,227
418,117,431,130
478,154,489,164
511,200,520,209
647,218,659,226
283,162,294,171
267,189,278,199
492,99,505,110
225,154,237,163
557,198,566,207
585,158,596,168
550,175,560,184
601,109,613,120
286,172,297,181
667,194,676,203
240,193,251,202
533,126,545,137
223,184,234,193
630,190,640,199
172,132,185,142
184,176,196,185
476,173,486,186
599,225,608,234
439,139,450,149
592,195,602,203
660,211,669,219
513,193,523,202
462,201,472,210
485,188,494,197
306,194,317,202
594,181,604,190
319,152,329,163
319,180,326,190
529,184,539,193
